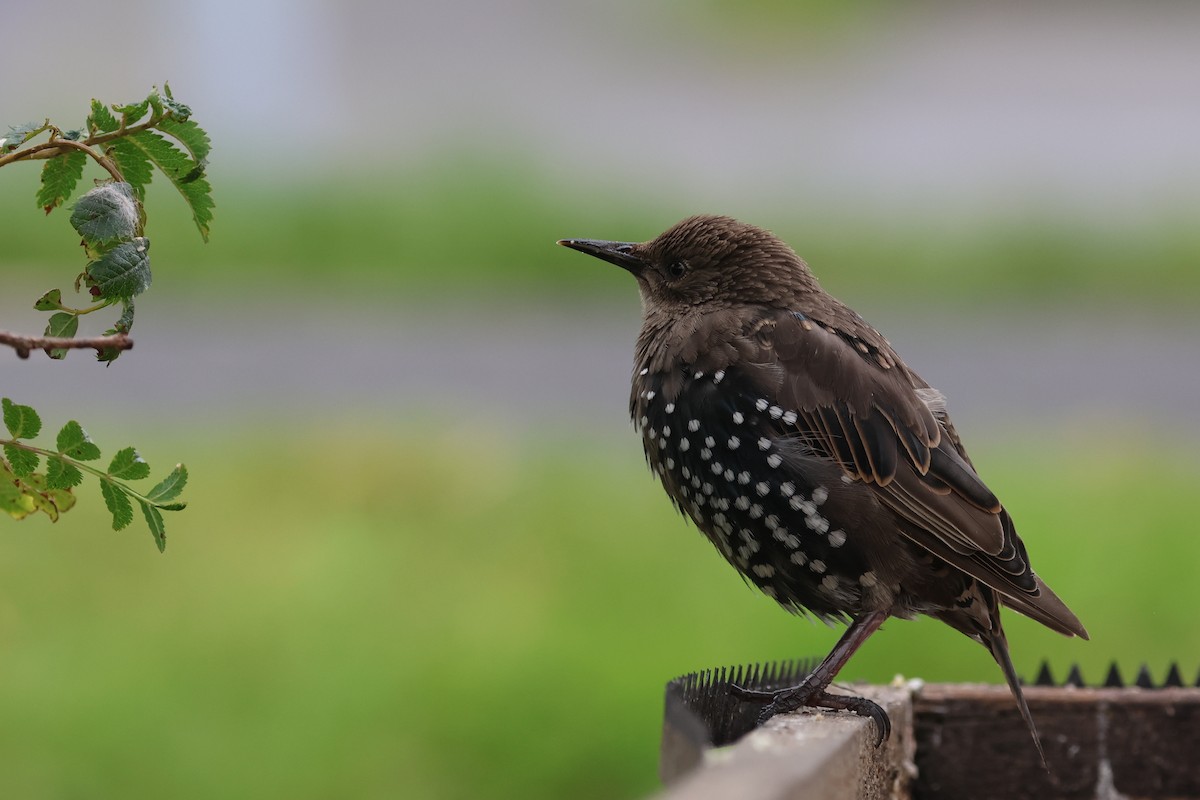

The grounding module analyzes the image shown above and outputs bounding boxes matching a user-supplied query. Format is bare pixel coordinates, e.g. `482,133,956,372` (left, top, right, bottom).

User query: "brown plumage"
559,215,1087,761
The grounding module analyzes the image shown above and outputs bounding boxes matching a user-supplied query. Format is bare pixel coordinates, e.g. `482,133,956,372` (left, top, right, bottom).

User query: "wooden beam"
913,684,1200,799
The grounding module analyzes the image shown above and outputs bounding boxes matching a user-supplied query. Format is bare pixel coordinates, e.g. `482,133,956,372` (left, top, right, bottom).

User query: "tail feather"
988,627,1049,771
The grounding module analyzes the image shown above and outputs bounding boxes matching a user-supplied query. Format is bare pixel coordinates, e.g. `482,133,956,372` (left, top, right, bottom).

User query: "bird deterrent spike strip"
666,658,1200,761
1104,663,1124,688
668,659,1200,750
1163,663,1184,688
1064,664,1085,688
1136,664,1155,688
1027,660,1199,689
666,659,818,748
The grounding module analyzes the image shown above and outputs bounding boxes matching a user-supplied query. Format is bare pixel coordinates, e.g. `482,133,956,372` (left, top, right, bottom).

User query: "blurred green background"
3,2,1199,799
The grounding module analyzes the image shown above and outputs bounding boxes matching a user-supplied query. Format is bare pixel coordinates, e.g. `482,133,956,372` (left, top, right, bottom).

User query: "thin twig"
0,111,168,171
0,330,132,359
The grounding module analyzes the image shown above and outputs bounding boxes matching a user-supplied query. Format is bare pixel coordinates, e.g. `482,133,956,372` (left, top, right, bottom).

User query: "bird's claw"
729,684,892,747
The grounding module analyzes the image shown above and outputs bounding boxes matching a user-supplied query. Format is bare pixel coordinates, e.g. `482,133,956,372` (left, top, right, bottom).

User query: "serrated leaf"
37,150,87,213
34,289,66,311
105,140,153,201
88,100,119,135
2,398,42,439
70,183,140,243
140,501,167,552
100,480,134,530
148,89,164,118
46,457,84,490
19,472,63,522
108,447,150,480
1,121,43,152
147,464,188,503
97,298,134,360
4,444,39,477
157,118,211,163
114,98,150,124
44,313,77,338
86,238,151,300
0,471,36,519
104,298,135,336
43,312,78,360
160,84,191,120
121,130,213,241
47,486,76,515
56,421,101,460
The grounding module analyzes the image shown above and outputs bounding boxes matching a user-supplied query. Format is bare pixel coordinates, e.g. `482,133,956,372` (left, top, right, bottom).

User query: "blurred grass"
0,423,1196,799
2,155,1200,306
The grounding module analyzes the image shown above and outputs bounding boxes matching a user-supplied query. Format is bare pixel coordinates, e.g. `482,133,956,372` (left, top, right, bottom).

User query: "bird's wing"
746,310,1085,637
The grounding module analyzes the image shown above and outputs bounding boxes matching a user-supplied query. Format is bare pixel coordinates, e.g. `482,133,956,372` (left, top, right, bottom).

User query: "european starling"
559,215,1087,760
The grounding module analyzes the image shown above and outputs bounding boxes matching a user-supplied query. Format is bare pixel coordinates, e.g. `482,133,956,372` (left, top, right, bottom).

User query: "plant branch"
1,439,180,510
0,330,132,359
0,111,172,172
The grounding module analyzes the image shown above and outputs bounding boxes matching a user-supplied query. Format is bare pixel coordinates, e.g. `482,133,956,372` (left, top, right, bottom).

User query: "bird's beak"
557,238,645,275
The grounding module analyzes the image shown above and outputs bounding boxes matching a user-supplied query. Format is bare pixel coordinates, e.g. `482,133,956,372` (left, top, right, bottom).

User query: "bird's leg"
731,610,892,744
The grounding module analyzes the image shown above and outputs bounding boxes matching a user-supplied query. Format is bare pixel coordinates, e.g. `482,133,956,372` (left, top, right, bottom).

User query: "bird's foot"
729,682,892,746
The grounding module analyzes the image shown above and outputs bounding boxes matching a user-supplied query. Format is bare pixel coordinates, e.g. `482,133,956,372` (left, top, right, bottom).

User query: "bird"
558,214,1087,762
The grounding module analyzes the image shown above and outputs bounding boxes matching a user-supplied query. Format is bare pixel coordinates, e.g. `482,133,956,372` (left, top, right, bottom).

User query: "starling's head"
558,215,820,312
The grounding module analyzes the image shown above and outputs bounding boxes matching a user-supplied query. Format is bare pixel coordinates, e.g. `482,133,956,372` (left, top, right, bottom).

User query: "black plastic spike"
1135,664,1155,689
1064,664,1085,687
1163,663,1184,688
1103,662,1124,688
1033,661,1055,687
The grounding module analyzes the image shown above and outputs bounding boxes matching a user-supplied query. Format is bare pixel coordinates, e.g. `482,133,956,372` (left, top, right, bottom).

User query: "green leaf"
34,289,67,311
121,130,214,241
1,121,43,152
157,118,211,163
88,99,119,135
86,238,151,300
147,88,164,119
46,456,84,490
100,480,134,530
108,447,150,480
18,472,68,522
147,464,188,503
104,299,135,335
105,140,153,201
56,421,101,460
2,398,42,439
37,150,87,213
0,465,36,520
160,83,191,120
44,485,77,517
43,312,78,360
70,183,140,243
114,98,150,124
3,444,39,477
96,299,136,363
140,501,167,552
44,313,77,338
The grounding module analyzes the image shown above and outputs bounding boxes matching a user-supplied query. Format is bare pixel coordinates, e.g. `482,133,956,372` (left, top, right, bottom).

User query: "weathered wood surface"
913,684,1200,800
659,682,1200,799
658,685,915,800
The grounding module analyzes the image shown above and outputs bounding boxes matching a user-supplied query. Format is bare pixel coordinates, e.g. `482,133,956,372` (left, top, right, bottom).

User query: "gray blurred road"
3,296,1197,445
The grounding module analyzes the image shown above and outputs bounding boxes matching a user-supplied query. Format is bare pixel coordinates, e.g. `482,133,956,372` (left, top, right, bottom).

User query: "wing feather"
743,309,1085,637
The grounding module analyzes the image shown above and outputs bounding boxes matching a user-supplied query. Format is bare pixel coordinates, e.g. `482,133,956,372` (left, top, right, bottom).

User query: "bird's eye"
667,260,688,279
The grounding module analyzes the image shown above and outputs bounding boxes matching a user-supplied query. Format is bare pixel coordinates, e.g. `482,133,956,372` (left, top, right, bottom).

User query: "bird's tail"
987,625,1049,771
